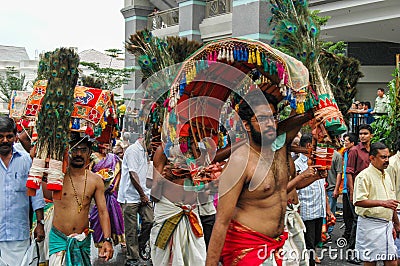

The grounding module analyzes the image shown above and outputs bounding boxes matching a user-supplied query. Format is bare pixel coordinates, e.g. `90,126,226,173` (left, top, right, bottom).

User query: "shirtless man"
150,135,206,265
48,134,113,265
206,89,313,265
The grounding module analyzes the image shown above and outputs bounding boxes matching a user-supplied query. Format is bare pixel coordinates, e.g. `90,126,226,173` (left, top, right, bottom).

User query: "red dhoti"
221,220,288,266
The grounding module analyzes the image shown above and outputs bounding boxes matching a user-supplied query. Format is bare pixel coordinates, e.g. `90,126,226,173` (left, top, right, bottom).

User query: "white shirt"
117,140,151,204
295,153,326,221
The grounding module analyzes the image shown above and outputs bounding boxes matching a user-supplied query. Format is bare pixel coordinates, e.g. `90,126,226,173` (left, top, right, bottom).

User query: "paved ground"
91,198,366,265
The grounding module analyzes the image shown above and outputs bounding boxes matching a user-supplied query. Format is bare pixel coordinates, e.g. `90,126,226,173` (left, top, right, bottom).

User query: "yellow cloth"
354,164,396,221
387,151,400,208
118,104,126,115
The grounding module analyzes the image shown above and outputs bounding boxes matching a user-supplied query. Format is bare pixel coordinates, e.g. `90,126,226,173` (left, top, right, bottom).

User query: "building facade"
121,0,400,105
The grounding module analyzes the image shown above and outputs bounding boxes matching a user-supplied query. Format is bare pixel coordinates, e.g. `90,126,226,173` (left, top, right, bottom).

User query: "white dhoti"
150,196,206,266
282,203,309,266
356,216,397,262
395,211,400,257
0,239,30,266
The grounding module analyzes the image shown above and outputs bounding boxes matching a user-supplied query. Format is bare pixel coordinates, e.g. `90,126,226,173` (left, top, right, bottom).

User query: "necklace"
247,143,270,162
68,170,88,213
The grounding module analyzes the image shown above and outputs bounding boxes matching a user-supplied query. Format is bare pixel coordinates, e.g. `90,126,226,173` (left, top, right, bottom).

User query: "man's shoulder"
13,148,31,163
88,170,103,185
356,166,372,179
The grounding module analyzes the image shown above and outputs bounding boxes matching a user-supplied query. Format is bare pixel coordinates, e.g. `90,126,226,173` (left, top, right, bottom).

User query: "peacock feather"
125,29,202,158
36,48,80,161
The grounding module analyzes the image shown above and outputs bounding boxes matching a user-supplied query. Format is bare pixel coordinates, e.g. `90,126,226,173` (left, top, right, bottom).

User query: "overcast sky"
0,1,125,59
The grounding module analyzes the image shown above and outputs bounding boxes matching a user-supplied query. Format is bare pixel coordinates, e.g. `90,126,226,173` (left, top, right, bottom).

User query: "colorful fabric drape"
49,226,91,266
150,196,206,266
24,80,115,126
221,220,288,266
72,86,113,125
89,153,124,246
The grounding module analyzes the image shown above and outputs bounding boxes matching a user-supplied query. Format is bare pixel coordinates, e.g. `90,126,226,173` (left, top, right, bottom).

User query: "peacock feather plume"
36,48,80,161
269,0,323,74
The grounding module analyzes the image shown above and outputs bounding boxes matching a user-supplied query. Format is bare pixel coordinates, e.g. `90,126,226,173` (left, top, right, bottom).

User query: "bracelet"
103,237,112,243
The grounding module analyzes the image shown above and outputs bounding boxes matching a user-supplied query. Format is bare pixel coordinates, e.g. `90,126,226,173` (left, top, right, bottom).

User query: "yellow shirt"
354,164,396,221
387,151,400,206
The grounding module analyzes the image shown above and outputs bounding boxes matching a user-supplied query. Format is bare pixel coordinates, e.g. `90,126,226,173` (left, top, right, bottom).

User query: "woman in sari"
89,143,125,248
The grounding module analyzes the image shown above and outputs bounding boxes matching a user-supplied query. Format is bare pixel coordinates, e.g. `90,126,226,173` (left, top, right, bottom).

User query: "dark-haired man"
206,90,313,265
354,142,399,265
49,134,113,265
342,133,358,241
372,88,389,118
0,117,45,265
346,124,372,263
295,133,328,266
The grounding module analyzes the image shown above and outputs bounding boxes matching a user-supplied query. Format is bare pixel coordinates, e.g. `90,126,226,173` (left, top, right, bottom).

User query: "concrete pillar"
231,0,272,43
177,0,206,42
121,0,153,105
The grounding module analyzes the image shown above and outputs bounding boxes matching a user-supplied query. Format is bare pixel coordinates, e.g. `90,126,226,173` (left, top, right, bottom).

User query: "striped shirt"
295,153,326,221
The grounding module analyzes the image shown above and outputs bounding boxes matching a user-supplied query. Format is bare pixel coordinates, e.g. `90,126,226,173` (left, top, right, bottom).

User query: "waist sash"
49,226,92,266
221,220,288,266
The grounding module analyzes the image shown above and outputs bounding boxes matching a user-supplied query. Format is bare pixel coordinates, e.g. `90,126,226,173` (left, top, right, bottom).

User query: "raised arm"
151,145,167,202
278,109,314,145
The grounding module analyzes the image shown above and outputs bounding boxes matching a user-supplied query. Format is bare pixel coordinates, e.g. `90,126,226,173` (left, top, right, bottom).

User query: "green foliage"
310,10,330,26
0,66,28,103
79,57,134,91
80,75,104,89
319,51,364,124
268,0,363,127
371,69,400,152
321,41,347,56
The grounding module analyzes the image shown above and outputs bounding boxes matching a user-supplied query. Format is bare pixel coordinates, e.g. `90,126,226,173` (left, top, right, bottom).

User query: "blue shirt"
295,153,326,221
343,150,349,193
0,147,45,241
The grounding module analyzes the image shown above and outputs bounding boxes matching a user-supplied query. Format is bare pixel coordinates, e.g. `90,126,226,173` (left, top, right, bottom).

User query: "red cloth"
221,220,288,266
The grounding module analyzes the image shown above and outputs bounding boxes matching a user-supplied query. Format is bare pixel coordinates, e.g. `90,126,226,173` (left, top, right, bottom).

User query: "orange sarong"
221,220,288,266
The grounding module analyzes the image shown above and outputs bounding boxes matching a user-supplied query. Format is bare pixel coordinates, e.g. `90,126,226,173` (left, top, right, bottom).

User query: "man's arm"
213,139,246,162
33,207,45,242
31,183,46,241
93,174,113,261
206,153,248,266
355,199,400,210
278,109,314,145
333,153,343,198
346,148,357,202
129,171,149,203
333,172,342,198
287,165,322,192
151,146,167,202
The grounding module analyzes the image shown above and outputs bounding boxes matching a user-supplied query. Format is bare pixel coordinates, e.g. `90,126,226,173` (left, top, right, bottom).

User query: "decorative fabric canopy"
9,90,32,119
162,37,310,141
24,80,115,127
21,80,117,143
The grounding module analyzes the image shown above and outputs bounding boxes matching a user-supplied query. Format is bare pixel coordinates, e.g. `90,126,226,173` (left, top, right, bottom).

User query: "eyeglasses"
70,146,89,154
252,114,280,124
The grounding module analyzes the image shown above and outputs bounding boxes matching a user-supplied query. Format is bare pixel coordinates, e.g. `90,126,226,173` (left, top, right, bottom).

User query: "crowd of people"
348,88,390,131
1,86,400,266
